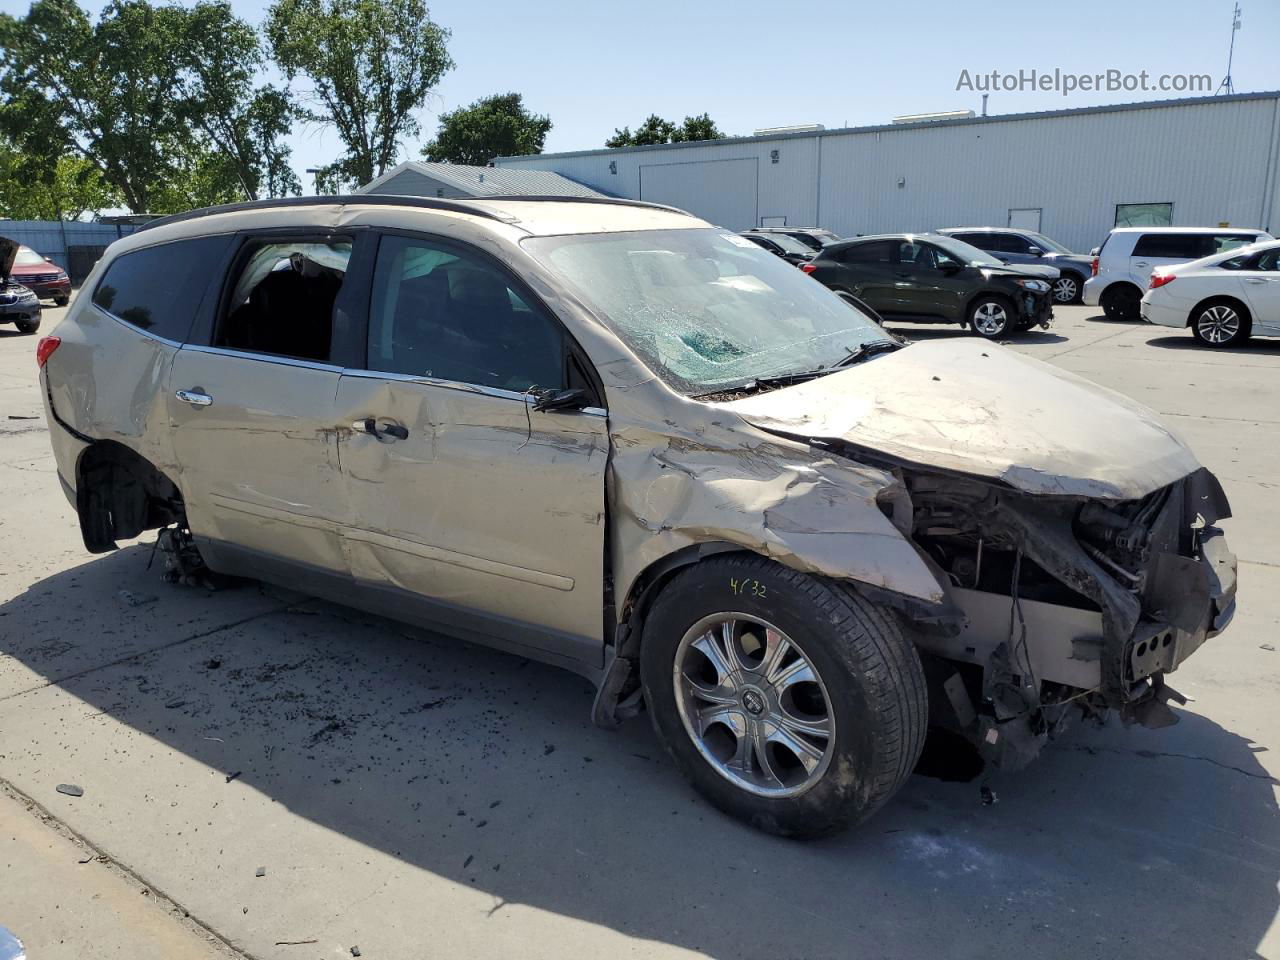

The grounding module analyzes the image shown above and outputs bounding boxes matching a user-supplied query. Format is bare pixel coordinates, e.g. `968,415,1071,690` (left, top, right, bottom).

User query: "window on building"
1116,203,1173,228
366,234,565,393
91,236,231,342
216,239,351,362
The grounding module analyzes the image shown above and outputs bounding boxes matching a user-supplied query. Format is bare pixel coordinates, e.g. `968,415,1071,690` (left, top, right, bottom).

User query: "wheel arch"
74,440,185,553
1100,280,1144,302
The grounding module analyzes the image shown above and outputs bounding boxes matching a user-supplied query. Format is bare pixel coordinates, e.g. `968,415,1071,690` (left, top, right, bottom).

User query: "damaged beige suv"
39,196,1236,837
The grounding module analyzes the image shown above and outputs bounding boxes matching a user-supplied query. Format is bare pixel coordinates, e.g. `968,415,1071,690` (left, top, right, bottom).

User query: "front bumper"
0,298,41,324
26,277,71,300
1017,289,1054,327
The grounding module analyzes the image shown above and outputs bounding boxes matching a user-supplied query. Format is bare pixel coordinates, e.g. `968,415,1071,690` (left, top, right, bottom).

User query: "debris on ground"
1262,643,1276,652
165,698,185,709
351,948,362,957
205,658,222,669
7,414,38,420
274,939,317,946
980,786,997,806
56,783,84,797
255,866,266,878
225,771,242,783
543,744,556,756
463,855,473,868
117,589,158,607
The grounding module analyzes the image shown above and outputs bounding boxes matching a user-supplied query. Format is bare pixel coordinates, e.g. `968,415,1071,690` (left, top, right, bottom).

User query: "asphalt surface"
1,302,1277,959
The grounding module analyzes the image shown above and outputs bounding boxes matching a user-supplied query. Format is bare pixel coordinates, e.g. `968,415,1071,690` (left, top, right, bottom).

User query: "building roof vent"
752,123,825,136
891,110,976,124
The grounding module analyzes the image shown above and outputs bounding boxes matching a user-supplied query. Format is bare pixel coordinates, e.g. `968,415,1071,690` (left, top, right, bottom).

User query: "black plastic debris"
225,771,242,784
351,948,362,957
980,785,997,806
56,783,84,797
205,658,222,669
255,866,266,878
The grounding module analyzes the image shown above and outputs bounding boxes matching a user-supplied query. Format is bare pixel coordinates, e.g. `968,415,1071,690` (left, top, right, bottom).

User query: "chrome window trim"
181,342,344,374
338,367,607,417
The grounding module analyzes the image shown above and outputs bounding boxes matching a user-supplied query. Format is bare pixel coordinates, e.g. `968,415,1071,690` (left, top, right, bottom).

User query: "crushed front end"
891,465,1235,768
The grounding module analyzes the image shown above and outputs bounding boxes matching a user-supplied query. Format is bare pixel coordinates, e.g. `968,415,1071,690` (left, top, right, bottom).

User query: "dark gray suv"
938,227,1094,304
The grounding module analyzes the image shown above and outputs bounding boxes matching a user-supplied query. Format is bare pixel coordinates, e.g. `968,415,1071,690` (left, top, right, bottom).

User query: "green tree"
0,145,120,219
606,113,724,148
422,93,550,166
0,0,298,213
175,0,301,200
266,0,453,189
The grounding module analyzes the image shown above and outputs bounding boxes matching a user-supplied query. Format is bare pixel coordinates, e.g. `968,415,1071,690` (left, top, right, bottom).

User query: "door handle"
1245,277,1277,283
175,389,212,407
351,418,409,441
1134,261,1149,269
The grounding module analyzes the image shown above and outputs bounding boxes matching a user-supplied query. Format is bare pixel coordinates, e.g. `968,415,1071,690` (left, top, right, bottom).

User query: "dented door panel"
167,348,348,572
334,373,609,665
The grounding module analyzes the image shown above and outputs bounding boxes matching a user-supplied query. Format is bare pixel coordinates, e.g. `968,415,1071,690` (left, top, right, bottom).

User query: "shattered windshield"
523,228,886,394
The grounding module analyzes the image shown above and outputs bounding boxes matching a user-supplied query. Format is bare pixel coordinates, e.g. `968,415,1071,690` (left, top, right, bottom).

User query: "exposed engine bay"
830,443,1237,768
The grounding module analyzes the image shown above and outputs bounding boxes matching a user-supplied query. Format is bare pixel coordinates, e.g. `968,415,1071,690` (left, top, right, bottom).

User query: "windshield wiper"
725,339,904,394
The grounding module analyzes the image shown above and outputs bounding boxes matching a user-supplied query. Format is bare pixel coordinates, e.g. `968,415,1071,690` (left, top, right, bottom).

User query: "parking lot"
2,301,1279,959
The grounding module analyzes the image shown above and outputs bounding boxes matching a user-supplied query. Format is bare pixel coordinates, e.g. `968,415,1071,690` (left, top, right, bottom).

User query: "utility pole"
1216,2,1242,95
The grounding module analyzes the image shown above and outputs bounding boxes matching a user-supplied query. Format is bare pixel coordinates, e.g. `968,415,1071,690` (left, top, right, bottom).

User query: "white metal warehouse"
493,92,1280,253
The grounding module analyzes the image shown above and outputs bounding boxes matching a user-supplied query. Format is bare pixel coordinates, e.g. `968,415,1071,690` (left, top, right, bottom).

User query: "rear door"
167,231,369,575
832,240,898,312
1240,247,1280,333
333,231,610,669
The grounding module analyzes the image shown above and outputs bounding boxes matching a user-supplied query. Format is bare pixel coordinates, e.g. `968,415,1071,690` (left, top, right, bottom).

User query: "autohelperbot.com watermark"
956,68,1213,97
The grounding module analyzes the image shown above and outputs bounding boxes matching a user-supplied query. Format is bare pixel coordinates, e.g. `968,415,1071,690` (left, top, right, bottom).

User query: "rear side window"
838,241,895,264
1132,234,1206,259
951,232,988,249
1208,233,1257,255
91,236,230,342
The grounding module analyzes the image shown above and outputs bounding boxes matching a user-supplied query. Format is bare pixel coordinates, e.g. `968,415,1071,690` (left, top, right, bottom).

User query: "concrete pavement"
0,303,1277,959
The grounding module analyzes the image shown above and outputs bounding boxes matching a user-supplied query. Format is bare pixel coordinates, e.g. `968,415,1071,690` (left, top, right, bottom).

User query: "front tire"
1052,273,1082,304
54,296,69,307
639,555,927,839
15,318,40,334
1100,284,1141,321
1191,300,1251,347
968,295,1015,339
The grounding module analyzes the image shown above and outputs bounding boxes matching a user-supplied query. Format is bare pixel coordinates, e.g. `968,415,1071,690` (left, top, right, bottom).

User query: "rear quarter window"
91,235,231,342
1131,234,1206,259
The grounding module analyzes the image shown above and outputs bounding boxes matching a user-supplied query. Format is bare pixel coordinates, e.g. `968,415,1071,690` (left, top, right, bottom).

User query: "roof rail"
137,192,695,234
473,194,695,216
136,194,519,233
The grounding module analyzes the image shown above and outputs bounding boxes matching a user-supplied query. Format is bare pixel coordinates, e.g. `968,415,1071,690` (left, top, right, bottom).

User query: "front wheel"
1052,273,1081,304
1191,300,1251,347
968,296,1015,339
15,318,40,334
639,555,927,838
54,296,69,307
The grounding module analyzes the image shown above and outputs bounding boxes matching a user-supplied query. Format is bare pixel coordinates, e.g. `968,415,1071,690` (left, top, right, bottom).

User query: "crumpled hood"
0,237,16,284
725,339,1201,499
988,263,1059,281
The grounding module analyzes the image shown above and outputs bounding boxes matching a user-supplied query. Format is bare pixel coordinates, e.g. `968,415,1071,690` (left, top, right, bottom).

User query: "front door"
1241,246,1280,333
167,235,358,574
334,232,609,670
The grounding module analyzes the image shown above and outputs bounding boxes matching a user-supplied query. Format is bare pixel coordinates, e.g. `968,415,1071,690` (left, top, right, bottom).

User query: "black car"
740,231,814,266
0,237,42,334
744,226,841,252
937,227,1093,305
802,233,1054,339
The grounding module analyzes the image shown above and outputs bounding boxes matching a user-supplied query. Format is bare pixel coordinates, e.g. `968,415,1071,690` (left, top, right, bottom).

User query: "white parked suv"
1083,227,1272,321
1141,239,1280,347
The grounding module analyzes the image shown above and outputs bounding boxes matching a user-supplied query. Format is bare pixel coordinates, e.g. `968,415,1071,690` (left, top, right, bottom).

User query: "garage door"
639,157,758,230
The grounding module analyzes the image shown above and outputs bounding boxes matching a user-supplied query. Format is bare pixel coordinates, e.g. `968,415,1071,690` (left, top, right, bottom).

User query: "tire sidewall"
640,559,908,838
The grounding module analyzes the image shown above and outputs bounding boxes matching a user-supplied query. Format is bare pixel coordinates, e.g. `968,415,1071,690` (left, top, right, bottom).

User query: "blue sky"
3,0,1278,186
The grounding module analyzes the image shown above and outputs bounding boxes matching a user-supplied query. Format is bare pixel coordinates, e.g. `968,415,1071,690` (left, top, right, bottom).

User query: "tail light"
36,335,61,368
800,263,817,274
1149,272,1176,290
1090,256,1099,277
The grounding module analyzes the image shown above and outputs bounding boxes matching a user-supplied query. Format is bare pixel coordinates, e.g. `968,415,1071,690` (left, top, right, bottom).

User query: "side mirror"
532,387,590,413
1027,246,1043,257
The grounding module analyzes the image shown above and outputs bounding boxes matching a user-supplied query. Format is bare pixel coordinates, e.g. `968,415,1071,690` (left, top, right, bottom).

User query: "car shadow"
2,546,1276,959
1084,312,1145,324
887,325,1069,346
1145,334,1280,356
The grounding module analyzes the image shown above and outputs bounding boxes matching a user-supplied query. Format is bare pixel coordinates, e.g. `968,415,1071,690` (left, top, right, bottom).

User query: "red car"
9,243,71,305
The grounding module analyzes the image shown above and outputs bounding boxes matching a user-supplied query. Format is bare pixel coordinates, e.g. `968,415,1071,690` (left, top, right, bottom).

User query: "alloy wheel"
1052,276,1078,303
1196,305,1240,344
672,614,834,798
972,301,1009,336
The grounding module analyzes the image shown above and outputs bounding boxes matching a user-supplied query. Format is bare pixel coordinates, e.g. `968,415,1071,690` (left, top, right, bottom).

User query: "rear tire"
968,295,1016,339
54,296,69,307
1100,284,1141,321
15,318,40,334
639,555,927,839
1190,299,1251,348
